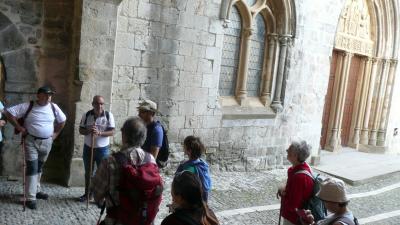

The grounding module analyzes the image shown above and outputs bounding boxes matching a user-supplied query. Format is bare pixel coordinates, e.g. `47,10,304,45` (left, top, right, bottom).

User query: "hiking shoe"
36,192,49,200
26,200,37,210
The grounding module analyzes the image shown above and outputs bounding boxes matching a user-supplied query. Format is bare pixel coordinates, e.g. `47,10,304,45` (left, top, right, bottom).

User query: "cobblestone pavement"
1,169,400,225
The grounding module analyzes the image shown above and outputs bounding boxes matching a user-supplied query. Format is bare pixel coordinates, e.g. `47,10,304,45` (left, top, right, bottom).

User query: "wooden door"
320,51,339,148
340,55,362,146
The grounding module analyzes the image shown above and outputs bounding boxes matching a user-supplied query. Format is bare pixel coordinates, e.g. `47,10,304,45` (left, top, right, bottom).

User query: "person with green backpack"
277,141,315,225
299,178,358,225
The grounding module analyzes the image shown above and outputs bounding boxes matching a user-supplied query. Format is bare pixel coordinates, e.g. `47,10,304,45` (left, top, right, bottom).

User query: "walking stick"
87,133,95,209
21,137,26,211
278,196,283,225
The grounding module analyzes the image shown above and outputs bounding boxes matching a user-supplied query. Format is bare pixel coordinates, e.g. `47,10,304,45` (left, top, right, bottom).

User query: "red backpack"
107,151,163,225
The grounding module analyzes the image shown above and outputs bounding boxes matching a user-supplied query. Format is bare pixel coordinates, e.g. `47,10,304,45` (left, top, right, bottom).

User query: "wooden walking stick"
21,137,26,211
87,133,95,209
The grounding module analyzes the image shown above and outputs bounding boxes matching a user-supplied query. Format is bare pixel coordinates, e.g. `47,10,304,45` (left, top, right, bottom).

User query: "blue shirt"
142,121,163,153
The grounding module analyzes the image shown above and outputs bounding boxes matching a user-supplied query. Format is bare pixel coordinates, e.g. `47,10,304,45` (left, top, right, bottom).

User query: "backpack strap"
329,216,357,225
23,101,34,120
295,170,314,179
84,109,94,126
84,110,110,126
50,103,57,121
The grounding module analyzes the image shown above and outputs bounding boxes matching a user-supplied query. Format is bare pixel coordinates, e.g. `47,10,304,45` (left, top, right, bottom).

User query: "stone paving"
1,169,400,225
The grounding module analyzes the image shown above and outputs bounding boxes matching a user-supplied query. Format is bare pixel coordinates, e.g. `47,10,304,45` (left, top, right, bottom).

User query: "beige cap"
137,99,158,112
316,178,349,203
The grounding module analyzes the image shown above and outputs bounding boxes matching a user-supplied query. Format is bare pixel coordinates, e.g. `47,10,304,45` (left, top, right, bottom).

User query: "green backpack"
295,170,327,222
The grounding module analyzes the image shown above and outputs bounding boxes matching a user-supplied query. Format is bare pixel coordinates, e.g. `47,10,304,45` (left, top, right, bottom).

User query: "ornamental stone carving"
335,0,373,56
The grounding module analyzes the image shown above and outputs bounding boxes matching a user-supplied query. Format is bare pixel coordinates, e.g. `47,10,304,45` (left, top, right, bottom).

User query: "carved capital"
242,28,253,37
267,33,279,42
278,35,291,46
389,59,398,67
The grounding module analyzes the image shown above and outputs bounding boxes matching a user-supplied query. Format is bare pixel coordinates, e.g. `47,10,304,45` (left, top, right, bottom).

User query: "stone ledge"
221,105,276,120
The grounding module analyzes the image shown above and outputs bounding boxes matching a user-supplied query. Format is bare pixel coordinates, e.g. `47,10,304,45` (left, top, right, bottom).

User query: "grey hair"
121,117,147,147
289,141,311,162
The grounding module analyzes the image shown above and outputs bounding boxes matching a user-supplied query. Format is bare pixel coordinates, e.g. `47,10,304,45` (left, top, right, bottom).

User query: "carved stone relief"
335,0,373,56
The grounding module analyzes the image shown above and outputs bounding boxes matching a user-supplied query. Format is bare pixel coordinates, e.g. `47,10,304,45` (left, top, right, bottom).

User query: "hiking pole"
278,197,283,225
21,136,26,211
96,201,106,225
87,133,95,209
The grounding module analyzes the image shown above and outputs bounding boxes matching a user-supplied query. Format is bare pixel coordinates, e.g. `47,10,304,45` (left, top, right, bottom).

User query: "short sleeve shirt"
7,102,67,138
142,121,163,153
79,110,115,148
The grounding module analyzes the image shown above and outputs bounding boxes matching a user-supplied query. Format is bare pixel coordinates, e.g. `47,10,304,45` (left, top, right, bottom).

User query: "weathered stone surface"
0,25,25,52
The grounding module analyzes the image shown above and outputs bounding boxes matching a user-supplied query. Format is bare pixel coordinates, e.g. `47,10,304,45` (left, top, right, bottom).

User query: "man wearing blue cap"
5,86,66,210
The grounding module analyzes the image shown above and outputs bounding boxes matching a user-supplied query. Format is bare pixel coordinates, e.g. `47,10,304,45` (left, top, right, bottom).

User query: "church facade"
0,0,399,186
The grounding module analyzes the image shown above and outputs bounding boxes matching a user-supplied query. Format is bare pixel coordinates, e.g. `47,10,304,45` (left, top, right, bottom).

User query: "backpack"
83,109,110,126
14,101,56,135
148,122,169,168
329,215,359,225
295,170,327,222
107,151,163,225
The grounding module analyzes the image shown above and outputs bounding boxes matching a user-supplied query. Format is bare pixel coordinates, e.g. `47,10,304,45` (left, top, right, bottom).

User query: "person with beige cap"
137,99,167,167
301,178,358,225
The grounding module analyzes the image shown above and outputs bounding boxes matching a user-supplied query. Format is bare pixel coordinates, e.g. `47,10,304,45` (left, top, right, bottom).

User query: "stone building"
0,0,399,186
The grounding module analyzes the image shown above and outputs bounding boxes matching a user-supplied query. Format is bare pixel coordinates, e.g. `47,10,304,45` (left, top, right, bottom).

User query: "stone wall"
72,0,347,178
0,0,80,185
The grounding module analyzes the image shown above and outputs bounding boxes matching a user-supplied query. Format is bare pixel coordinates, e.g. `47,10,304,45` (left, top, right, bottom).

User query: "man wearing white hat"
137,100,164,165
302,178,358,225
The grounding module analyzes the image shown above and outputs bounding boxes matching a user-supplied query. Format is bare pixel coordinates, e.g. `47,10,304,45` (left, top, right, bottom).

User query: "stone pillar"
377,59,397,146
360,58,379,144
327,52,353,151
235,27,252,105
260,33,278,105
271,35,291,112
369,59,390,146
352,57,372,146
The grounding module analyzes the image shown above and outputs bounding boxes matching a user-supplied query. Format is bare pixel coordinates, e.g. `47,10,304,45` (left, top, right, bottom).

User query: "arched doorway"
320,0,398,152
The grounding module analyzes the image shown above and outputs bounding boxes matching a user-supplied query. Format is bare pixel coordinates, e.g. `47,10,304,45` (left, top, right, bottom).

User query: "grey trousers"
24,135,53,201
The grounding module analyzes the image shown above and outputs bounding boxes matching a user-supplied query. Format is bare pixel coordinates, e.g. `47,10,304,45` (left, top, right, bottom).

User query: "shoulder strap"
295,170,314,179
105,111,109,122
50,103,57,120
84,109,94,126
23,101,34,119
330,216,356,225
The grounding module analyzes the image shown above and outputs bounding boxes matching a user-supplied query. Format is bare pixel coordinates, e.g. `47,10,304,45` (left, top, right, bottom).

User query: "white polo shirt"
7,101,67,138
79,110,115,148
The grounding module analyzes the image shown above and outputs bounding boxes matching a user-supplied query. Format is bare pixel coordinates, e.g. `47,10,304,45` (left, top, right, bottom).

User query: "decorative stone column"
352,57,372,146
235,27,253,105
360,58,379,144
271,35,291,112
260,33,278,105
369,59,390,146
327,52,353,151
377,59,397,146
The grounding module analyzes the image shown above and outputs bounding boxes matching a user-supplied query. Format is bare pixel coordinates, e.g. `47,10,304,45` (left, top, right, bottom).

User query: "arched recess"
219,0,296,114
321,0,399,153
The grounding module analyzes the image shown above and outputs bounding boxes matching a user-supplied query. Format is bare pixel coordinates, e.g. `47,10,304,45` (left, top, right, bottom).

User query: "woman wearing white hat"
302,178,358,225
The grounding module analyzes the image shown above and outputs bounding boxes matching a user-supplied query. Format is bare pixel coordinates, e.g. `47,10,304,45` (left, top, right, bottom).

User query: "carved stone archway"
322,0,399,153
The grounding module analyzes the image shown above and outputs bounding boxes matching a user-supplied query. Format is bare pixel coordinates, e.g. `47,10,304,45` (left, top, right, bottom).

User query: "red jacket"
282,162,314,225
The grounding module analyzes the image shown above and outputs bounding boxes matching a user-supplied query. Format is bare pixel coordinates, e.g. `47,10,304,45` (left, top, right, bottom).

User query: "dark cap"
37,86,55,95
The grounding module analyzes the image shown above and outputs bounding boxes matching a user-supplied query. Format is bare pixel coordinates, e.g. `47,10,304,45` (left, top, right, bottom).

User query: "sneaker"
36,192,49,200
26,200,37,210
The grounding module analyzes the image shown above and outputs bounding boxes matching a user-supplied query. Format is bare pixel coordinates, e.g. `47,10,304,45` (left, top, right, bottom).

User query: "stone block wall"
73,0,349,177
